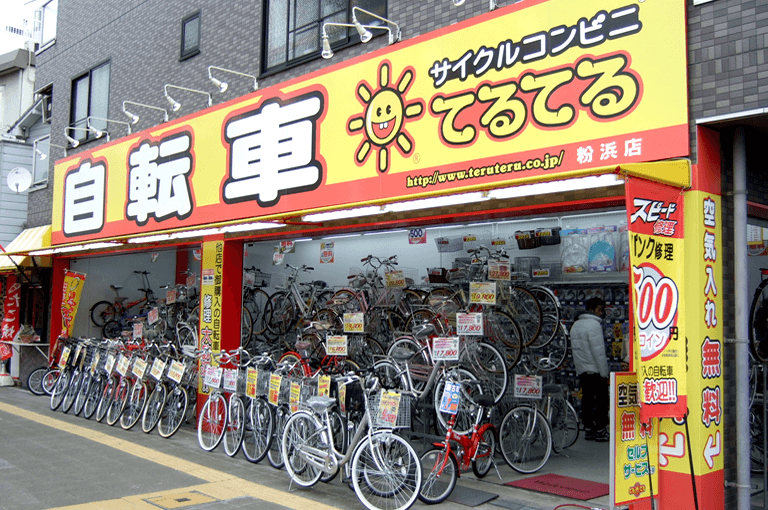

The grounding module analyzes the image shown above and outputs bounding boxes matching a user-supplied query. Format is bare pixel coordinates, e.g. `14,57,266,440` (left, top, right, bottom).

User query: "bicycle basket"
256,369,271,397
367,390,412,429
343,381,365,416
278,375,292,405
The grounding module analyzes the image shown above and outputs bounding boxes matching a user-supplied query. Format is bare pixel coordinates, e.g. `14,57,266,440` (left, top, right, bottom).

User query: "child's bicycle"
419,374,499,504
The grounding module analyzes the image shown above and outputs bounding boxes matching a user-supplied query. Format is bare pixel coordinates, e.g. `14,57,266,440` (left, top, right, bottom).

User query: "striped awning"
0,225,52,272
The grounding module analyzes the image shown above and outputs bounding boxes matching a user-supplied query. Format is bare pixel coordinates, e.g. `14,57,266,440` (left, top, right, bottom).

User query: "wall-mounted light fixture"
86,116,132,141
352,7,401,44
163,84,213,112
452,0,466,5
207,66,258,93
63,126,89,147
122,100,169,124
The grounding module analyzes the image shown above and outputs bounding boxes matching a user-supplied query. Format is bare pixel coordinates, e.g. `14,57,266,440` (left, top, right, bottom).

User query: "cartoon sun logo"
347,61,424,173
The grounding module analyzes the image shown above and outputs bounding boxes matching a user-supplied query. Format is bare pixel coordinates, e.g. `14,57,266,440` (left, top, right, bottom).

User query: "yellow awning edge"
0,225,52,272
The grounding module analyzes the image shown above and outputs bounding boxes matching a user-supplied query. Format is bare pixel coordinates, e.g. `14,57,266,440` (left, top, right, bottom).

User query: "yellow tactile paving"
0,401,342,510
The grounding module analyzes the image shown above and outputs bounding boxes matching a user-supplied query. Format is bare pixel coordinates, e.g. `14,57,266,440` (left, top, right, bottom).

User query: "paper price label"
339,384,347,413
439,381,461,414
432,337,460,361
532,268,551,278
204,365,223,388
515,232,532,239
167,360,185,383
488,260,511,281
385,270,406,288
90,351,100,375
246,368,258,397
457,313,484,336
150,358,166,380
378,390,401,427
59,346,71,368
243,271,255,287
186,274,196,288
268,373,282,405
343,313,364,333
491,238,506,246
105,353,116,374
73,345,83,364
514,374,543,399
223,368,238,392
318,375,331,397
469,282,496,305
327,335,349,356
147,307,159,325
166,289,177,305
132,357,148,378
133,322,143,339
290,382,301,413
116,355,130,376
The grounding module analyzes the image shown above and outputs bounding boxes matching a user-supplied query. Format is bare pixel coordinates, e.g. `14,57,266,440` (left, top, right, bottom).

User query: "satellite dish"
7,167,32,193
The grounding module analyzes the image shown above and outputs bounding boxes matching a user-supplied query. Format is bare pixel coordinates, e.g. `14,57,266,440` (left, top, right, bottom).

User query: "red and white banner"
1,276,21,360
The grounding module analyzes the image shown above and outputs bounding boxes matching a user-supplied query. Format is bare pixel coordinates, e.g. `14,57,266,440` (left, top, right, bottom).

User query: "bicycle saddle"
389,347,414,362
308,395,336,414
110,285,124,291
474,395,495,408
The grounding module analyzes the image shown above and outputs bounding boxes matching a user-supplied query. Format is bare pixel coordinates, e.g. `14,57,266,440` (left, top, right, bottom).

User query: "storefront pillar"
175,250,188,286
196,236,244,416
48,257,70,361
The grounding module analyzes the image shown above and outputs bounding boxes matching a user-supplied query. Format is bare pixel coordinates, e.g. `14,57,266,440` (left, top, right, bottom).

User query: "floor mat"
505,474,609,501
447,485,499,507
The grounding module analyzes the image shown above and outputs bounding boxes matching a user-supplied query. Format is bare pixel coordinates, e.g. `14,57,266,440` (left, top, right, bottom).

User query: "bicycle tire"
266,291,297,336
197,393,227,451
349,335,385,369
503,285,542,347
50,368,71,411
351,431,422,510
330,289,362,314
106,378,130,426
241,305,253,349
499,406,552,474
121,380,148,430
434,368,481,435
245,288,271,336
529,320,569,372
563,401,580,449
527,286,560,348
405,309,449,336
82,374,104,420
242,397,273,463
90,300,118,328
312,307,343,333
103,320,124,339
547,394,569,454
483,309,523,370
224,395,246,457
460,341,507,403
42,368,60,395
424,288,463,330
26,367,48,396
95,375,117,422
282,410,324,487
401,288,427,315
386,337,430,396
749,278,768,363
158,386,188,438
61,368,82,413
142,383,167,433
73,371,92,416
472,427,497,478
176,323,197,350
267,405,290,469
419,448,457,504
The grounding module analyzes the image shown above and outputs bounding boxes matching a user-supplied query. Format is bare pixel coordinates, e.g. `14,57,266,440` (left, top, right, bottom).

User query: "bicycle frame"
431,405,495,475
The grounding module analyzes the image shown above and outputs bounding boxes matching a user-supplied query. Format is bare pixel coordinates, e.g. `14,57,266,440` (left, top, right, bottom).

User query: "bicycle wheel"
26,367,48,396
197,393,227,451
434,368,481,435
749,278,768,363
103,320,124,339
547,394,568,454
460,341,507,403
483,310,523,370
405,309,450,336
320,409,346,483
401,288,427,315
503,286,542,347
158,386,189,438
386,337,430,396
95,375,117,422
330,289,362,314
472,427,497,478
42,368,60,395
106,378,131,426
528,287,560,348
61,368,82,413
529,320,569,372
419,448,457,504
350,335,385,369
91,300,118,327
224,395,246,457
750,400,765,473
351,431,422,510
121,380,148,430
50,368,71,411
82,374,104,420
366,308,407,348
563,401,580,449
282,410,324,487
242,397,273,463
278,352,310,378
499,406,552,474
176,323,197,350
312,307,343,333
73,371,92,416
245,288,271,336
266,291,297,336
241,305,253,349
142,383,167,433
268,405,290,469
425,288,462,331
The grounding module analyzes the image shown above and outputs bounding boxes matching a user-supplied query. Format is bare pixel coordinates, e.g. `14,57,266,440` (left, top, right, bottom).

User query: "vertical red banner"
625,178,687,420
1,276,21,360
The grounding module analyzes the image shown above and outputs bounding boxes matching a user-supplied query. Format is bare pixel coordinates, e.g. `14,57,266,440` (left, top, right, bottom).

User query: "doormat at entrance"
505,474,609,501
446,485,499,507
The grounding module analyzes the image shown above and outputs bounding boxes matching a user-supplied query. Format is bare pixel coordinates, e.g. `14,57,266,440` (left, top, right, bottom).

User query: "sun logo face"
348,61,424,173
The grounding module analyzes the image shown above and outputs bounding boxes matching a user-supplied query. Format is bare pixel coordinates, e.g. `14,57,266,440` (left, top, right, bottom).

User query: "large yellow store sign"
52,0,688,245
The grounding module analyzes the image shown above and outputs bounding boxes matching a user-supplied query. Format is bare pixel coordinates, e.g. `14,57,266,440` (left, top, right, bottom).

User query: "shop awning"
0,225,52,272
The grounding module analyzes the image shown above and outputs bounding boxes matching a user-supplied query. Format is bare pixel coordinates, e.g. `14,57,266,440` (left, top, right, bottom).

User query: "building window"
180,10,201,61
34,0,58,50
32,136,50,186
69,61,110,144
39,85,52,124
263,0,386,74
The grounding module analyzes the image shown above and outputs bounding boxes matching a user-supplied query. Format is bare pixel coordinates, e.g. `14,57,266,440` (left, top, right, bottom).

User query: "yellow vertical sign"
60,270,86,337
198,239,224,395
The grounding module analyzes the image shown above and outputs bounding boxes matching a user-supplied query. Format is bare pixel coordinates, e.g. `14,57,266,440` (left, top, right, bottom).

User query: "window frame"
68,60,111,145
260,0,387,77
32,135,50,188
180,10,201,61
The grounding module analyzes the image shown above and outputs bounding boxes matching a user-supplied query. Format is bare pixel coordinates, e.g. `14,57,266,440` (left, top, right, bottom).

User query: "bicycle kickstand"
491,455,503,481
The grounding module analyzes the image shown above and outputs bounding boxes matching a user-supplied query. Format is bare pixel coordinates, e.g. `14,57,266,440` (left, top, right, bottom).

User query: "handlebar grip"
305,266,314,271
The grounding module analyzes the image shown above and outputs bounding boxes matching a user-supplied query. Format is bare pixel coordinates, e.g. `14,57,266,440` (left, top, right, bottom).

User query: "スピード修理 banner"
61,270,86,337
626,178,686,420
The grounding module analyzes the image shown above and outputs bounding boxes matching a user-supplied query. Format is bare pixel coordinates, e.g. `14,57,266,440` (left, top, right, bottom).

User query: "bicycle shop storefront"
35,0,724,508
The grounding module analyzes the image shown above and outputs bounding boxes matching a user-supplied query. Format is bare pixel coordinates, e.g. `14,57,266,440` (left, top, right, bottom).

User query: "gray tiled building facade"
26,0,768,507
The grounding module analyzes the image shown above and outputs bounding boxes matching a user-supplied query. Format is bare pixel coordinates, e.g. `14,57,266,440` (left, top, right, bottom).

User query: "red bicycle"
418,375,499,504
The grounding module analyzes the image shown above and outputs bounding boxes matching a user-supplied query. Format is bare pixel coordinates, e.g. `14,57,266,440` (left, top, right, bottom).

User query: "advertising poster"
320,242,334,264
408,228,427,244
198,240,223,396
60,270,86,337
625,177,686,420
0,277,21,360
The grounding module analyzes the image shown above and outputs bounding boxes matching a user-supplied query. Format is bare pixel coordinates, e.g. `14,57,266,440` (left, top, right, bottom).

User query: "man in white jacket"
570,297,609,442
